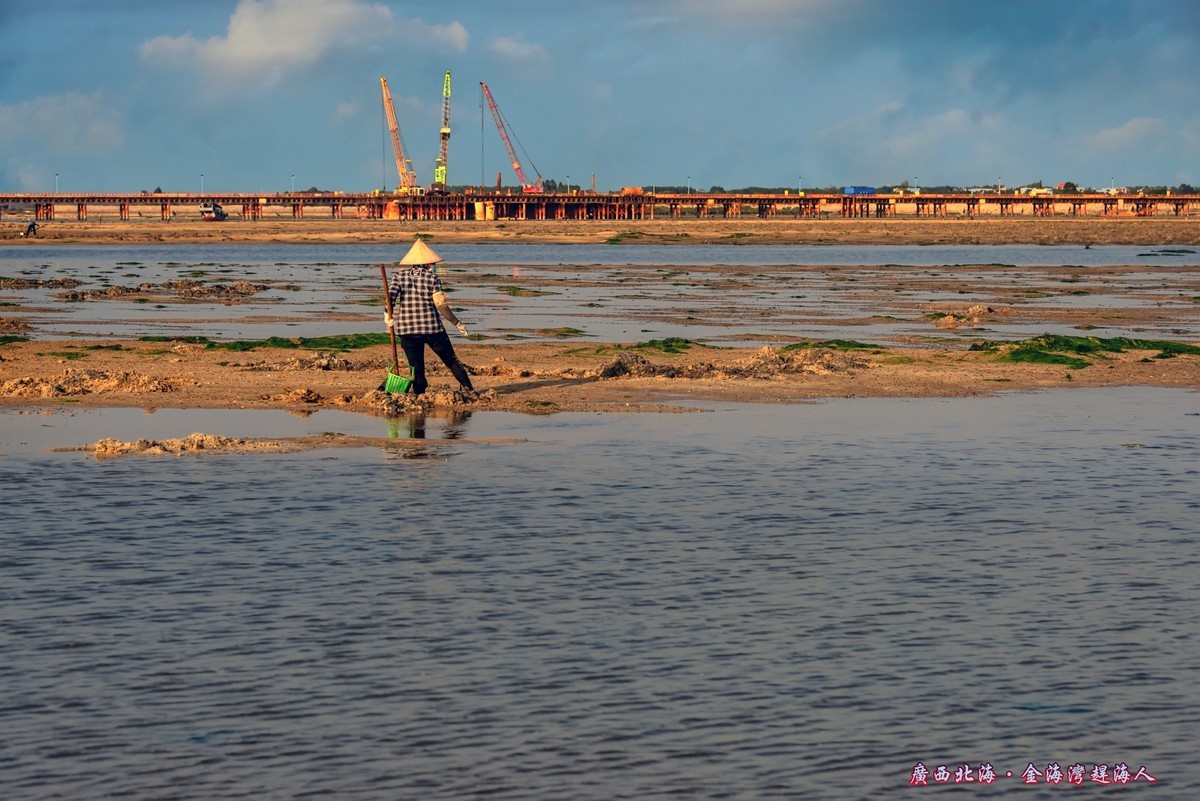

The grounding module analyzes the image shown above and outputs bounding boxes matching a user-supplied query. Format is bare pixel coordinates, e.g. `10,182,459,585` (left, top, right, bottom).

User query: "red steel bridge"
2,191,1197,222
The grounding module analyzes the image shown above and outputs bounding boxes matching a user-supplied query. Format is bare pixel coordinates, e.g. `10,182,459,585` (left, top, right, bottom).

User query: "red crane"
479,82,543,193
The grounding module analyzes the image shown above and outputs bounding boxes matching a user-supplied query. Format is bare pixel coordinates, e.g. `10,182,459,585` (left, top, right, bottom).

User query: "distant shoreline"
3,216,1199,247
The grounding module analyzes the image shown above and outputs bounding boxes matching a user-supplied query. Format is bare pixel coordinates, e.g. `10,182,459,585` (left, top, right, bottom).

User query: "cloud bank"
139,0,466,83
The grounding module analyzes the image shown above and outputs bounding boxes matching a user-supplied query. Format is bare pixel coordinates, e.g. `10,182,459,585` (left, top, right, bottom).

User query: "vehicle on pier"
199,201,227,221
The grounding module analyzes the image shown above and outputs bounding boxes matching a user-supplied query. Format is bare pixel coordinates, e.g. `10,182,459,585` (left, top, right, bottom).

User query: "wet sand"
5,214,1200,246
2,216,1199,454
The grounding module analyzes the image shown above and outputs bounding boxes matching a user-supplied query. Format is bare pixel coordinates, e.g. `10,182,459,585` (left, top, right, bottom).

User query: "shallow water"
3,387,1198,799
3,244,1198,345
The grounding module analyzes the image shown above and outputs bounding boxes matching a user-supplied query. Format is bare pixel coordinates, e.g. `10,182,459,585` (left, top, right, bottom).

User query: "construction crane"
379,76,423,195
430,71,451,194
479,81,543,193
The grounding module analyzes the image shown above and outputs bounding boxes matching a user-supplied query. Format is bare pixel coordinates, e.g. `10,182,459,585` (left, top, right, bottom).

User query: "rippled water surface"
3,387,1198,799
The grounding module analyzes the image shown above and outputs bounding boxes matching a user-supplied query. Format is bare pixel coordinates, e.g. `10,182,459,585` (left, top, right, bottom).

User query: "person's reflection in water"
384,411,472,459
440,411,470,440
387,414,426,439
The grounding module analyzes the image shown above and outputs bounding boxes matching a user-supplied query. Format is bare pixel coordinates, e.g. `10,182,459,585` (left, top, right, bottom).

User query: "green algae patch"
0,335,29,346
283,333,392,351
627,337,694,354
37,351,87,360
566,337,702,357
969,334,1200,370
139,333,391,352
781,339,881,352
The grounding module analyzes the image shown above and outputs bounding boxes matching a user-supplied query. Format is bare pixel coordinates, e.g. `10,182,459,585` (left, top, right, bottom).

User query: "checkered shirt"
388,266,445,335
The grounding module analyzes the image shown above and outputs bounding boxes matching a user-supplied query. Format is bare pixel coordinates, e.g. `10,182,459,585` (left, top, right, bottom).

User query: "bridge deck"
1,191,1195,222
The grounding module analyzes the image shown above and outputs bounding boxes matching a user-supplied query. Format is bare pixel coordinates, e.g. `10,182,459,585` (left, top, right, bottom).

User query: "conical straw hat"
398,239,443,265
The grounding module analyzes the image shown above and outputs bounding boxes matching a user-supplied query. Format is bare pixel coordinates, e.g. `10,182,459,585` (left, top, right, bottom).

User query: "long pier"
2,190,1197,223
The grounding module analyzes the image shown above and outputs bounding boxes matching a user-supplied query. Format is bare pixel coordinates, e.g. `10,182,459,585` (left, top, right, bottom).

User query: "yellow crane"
379,76,423,195
431,71,451,194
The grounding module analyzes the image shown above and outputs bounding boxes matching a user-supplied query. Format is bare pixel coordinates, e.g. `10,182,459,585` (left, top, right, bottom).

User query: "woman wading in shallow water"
384,239,476,397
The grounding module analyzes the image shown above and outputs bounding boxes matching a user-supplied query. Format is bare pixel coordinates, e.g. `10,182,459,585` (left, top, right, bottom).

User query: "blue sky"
2,0,1196,194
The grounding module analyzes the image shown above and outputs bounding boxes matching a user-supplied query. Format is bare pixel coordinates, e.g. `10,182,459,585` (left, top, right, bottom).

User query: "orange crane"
379,77,423,195
480,81,543,193
431,71,451,193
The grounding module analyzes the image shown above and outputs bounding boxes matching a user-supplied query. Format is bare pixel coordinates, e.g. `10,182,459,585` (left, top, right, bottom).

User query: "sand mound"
0,368,176,397
0,277,84,289
164,279,269,299
54,285,144,301
86,433,293,458
589,347,865,380
356,388,495,415
931,304,1007,329
241,352,357,371
270,386,323,404
51,279,270,302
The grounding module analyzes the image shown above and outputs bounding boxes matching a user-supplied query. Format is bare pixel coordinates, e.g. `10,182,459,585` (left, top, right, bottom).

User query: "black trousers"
399,331,473,395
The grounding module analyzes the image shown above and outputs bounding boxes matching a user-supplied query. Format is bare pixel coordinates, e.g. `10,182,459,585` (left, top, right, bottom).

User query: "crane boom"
380,76,420,194
479,81,543,193
432,71,451,193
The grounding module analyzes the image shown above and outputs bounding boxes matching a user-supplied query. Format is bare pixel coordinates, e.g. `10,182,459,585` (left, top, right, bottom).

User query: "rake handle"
379,264,400,368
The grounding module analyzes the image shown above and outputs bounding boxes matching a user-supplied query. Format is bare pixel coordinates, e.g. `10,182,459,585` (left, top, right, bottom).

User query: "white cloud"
488,35,551,67
334,101,358,122
401,18,468,52
0,91,124,153
139,0,466,81
1085,118,1165,152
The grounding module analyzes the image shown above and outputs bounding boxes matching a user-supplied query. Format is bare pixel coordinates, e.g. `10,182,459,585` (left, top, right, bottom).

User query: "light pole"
55,173,59,193
291,174,295,194
201,173,205,194
798,176,802,196
566,175,570,194
687,175,691,195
